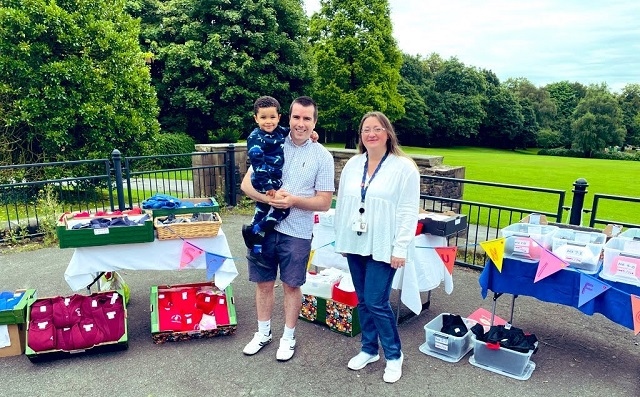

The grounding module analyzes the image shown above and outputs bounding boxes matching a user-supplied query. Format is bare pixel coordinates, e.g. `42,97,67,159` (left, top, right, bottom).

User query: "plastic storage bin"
551,229,606,273
619,228,640,240
419,313,474,363
500,223,558,249
469,336,537,380
600,236,640,286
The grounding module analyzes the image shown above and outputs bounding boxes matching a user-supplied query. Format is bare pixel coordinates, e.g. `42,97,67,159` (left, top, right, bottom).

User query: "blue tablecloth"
479,258,640,330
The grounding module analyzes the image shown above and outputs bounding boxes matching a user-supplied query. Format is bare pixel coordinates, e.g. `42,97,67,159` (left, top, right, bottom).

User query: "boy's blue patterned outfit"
247,125,290,231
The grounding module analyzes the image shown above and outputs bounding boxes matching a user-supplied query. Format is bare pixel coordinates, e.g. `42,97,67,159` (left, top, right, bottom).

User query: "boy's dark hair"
290,96,318,121
254,96,281,114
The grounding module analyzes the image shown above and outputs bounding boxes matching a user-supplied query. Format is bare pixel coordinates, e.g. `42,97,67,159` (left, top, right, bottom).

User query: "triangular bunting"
180,241,204,269
631,295,640,335
306,249,316,271
435,246,457,276
534,248,568,282
578,273,611,307
480,237,505,272
205,252,227,280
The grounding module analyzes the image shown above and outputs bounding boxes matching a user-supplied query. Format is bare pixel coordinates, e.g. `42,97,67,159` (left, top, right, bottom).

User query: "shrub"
147,132,196,168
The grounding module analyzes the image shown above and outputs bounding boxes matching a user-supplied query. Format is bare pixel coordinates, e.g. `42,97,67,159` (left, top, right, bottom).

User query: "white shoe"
383,352,404,383
243,332,272,355
347,351,380,370
276,337,296,361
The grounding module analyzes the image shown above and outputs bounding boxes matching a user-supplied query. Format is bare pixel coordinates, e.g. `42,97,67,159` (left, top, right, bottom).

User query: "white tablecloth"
64,229,238,291
311,222,453,315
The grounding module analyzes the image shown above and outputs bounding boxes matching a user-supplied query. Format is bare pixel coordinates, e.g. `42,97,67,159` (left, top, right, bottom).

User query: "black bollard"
569,178,588,225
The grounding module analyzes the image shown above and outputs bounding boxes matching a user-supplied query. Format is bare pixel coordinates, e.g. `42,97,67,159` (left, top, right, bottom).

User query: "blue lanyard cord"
360,151,389,204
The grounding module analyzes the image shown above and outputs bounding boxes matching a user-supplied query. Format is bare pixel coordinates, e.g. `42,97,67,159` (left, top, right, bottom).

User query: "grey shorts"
247,231,311,287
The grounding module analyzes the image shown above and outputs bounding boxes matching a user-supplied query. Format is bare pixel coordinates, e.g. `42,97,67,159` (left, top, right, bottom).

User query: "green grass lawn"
327,144,640,226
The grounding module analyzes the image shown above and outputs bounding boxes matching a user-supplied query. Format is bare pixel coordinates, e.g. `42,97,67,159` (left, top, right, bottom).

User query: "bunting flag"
578,273,611,307
435,246,457,276
205,252,228,280
480,237,505,272
534,248,568,283
632,295,640,335
306,249,316,271
180,241,204,269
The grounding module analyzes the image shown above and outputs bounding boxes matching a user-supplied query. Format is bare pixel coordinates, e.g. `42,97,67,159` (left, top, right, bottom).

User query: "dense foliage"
0,0,160,164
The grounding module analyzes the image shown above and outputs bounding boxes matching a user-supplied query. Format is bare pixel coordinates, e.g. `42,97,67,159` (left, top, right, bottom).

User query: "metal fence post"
226,144,237,207
569,178,588,225
111,149,126,211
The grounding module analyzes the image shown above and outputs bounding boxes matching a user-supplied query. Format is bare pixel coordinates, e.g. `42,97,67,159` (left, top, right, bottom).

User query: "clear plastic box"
421,313,474,362
500,223,558,250
600,236,640,286
470,335,536,377
551,229,606,273
619,228,640,240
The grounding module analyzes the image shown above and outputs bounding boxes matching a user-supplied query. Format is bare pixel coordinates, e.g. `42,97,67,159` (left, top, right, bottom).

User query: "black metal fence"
2,149,639,270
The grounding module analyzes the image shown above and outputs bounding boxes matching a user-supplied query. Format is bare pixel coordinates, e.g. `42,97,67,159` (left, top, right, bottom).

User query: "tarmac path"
0,214,638,397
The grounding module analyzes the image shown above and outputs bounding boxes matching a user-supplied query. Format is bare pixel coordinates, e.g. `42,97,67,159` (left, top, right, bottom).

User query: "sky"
303,0,640,92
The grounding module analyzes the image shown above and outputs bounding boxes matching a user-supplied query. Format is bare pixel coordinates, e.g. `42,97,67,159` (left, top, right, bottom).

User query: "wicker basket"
154,213,222,240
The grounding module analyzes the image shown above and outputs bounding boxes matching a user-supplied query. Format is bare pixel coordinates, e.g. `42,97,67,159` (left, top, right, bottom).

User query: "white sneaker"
276,337,296,361
383,352,404,383
243,332,272,355
347,351,380,370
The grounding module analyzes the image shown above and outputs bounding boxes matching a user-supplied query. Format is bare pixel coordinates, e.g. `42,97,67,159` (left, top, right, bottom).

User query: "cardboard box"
149,197,220,218
0,289,37,325
150,282,237,344
0,323,26,357
57,213,154,248
25,290,128,362
418,212,467,237
299,294,360,337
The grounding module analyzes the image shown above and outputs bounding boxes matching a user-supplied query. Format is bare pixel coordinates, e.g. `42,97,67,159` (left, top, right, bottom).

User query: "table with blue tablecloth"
479,257,640,330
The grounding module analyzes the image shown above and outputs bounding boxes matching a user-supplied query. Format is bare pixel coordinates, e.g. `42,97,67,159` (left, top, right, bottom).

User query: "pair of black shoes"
242,225,268,268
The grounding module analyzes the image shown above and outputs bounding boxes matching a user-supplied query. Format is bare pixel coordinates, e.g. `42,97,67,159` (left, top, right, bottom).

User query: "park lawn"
327,144,640,226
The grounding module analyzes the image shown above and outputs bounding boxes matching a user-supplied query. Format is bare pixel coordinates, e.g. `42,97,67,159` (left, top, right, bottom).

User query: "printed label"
514,238,531,254
434,334,449,351
94,228,109,235
613,257,640,279
565,246,585,263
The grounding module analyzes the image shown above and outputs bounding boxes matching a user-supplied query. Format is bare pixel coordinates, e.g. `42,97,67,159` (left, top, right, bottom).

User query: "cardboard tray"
57,213,154,248
25,290,128,362
0,289,37,325
150,282,237,344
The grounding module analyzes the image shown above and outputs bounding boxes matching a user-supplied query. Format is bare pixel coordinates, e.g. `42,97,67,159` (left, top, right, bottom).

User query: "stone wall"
193,144,465,203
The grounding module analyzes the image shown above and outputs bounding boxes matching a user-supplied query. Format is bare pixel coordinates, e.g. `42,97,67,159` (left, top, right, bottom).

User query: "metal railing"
589,193,640,229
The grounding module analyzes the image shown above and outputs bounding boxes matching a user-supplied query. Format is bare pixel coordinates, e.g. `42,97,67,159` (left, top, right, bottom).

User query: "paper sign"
612,256,640,279
631,295,640,335
435,246,457,275
467,308,506,331
480,237,505,272
180,241,204,269
578,273,611,307
534,248,568,283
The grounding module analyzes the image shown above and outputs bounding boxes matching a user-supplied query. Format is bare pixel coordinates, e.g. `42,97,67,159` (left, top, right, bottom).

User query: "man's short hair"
254,96,281,114
290,96,318,121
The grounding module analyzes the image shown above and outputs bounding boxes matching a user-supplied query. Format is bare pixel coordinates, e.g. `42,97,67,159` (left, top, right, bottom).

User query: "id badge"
352,221,368,233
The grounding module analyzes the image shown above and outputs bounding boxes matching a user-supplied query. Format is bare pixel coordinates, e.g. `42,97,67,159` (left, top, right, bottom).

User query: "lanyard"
360,151,389,204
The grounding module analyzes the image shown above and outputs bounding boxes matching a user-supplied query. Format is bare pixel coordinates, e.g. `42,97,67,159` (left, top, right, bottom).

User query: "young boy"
242,96,318,266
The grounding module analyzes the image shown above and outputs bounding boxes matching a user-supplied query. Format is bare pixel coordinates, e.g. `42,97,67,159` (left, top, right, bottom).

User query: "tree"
504,77,556,130
618,83,640,147
428,57,486,145
394,54,431,146
572,84,626,157
309,0,404,149
133,0,313,143
546,80,586,148
0,0,160,163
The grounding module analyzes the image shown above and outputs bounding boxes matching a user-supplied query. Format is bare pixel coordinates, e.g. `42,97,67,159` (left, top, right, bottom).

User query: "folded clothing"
471,323,538,353
440,314,468,337
142,194,214,209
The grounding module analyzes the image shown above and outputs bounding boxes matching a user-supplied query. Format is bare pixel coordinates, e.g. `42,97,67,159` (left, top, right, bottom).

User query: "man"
241,96,335,361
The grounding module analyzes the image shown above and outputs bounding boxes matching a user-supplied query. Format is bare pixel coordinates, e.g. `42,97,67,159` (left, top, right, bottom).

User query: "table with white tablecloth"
311,219,453,317
64,229,238,292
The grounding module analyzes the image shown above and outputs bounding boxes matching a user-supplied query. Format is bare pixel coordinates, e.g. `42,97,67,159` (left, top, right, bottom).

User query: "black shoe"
247,251,270,269
242,224,254,249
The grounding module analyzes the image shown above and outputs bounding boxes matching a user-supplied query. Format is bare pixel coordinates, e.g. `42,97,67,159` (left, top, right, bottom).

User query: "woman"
334,111,420,383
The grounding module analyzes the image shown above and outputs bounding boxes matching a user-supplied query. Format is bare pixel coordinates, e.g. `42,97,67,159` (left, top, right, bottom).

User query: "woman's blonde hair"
357,111,410,160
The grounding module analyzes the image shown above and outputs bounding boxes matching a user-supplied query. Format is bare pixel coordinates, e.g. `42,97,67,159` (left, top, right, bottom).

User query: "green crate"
150,281,237,344
57,214,154,249
149,197,220,218
0,289,37,325
25,290,128,361
299,294,360,337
